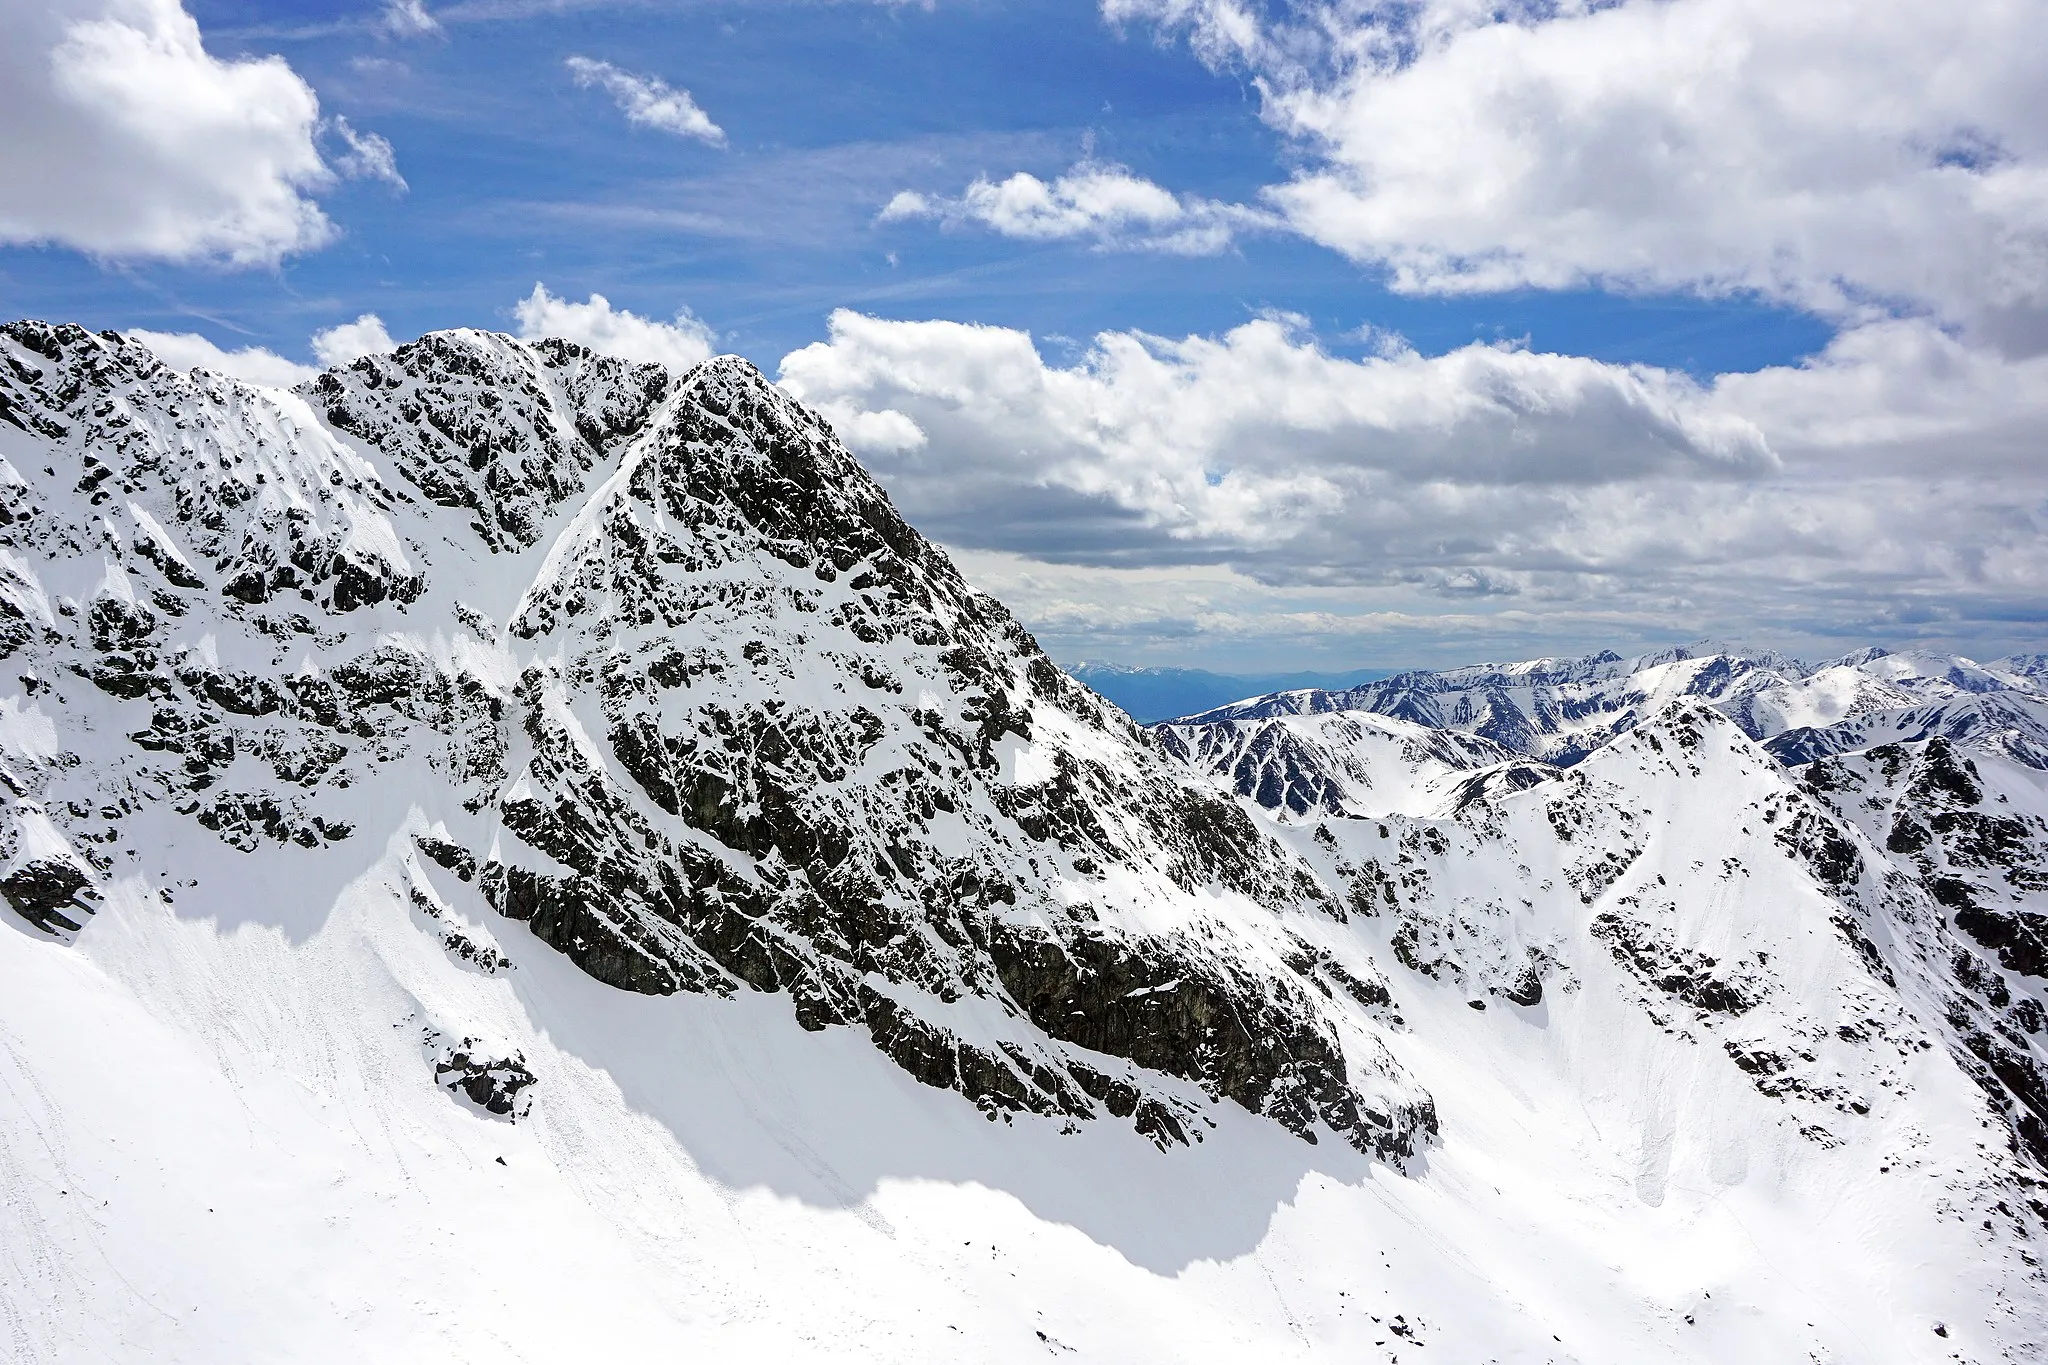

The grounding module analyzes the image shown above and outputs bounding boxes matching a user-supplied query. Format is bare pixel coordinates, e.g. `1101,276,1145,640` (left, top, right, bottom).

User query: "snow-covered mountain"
1154,708,1548,820
1767,690,2048,771
0,319,1426,1158
3,320,2046,1363
1177,642,2048,769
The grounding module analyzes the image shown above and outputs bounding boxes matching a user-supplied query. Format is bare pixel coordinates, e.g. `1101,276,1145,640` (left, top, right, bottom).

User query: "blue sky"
2,0,2043,670
5,0,1834,373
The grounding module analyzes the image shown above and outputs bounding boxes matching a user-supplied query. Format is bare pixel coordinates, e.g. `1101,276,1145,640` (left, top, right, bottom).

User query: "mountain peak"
0,320,1430,1165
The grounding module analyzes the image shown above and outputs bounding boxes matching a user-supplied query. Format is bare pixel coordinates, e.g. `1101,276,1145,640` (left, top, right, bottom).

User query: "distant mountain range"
1162,642,2048,766
1067,662,1395,723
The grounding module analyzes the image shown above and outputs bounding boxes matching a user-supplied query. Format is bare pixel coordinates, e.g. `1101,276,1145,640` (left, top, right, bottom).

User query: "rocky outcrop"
428,1032,536,1119
1155,708,1528,821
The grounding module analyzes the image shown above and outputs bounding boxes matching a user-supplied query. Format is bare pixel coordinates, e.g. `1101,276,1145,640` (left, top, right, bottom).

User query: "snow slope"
2,321,2045,1363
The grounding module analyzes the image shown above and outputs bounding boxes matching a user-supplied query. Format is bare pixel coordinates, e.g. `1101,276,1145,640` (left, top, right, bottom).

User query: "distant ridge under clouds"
1070,661,1397,724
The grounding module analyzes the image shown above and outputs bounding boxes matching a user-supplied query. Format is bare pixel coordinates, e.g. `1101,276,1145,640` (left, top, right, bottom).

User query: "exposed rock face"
0,855,94,934
1796,736,2048,1164
1766,691,2048,771
1156,690,2048,1198
1152,636,2048,1184
0,321,1429,1160
429,1032,536,1119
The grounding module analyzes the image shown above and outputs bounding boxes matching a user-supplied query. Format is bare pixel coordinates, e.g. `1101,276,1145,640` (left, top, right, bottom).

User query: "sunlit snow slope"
2,322,2044,1364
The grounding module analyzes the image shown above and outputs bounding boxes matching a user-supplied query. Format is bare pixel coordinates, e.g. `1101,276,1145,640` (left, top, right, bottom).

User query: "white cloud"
310,314,399,366
129,313,401,384
944,547,1676,671
815,404,928,455
380,0,440,37
513,284,717,372
881,162,1276,255
329,117,407,193
778,310,2048,659
1113,0,2048,350
565,57,725,145
0,0,335,265
1710,320,2048,465
129,330,319,387
781,307,1773,548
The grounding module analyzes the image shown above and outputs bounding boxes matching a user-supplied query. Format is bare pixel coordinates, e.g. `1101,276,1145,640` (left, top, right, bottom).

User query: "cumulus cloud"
880,162,1277,255
819,404,928,455
130,312,402,386
1112,0,2048,349
565,57,725,145
310,313,399,366
782,308,1773,552
0,0,340,265
779,310,2048,659
129,330,319,387
513,284,717,371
